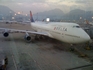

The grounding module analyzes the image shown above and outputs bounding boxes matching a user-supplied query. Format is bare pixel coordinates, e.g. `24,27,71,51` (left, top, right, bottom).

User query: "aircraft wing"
0,28,48,36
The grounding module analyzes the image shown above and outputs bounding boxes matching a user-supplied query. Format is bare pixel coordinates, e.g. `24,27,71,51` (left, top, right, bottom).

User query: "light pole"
79,17,82,23
92,17,93,22
15,14,16,16
17,12,21,22
25,14,28,21
9,11,11,20
14,14,17,21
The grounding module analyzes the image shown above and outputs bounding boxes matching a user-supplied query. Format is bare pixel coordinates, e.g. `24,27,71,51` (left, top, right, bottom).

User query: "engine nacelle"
24,33,31,42
3,32,9,37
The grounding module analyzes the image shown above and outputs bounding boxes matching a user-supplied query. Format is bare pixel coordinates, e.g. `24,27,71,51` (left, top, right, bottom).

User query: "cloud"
0,0,93,14
45,0,61,3
0,0,45,3
17,3,23,5
74,0,86,3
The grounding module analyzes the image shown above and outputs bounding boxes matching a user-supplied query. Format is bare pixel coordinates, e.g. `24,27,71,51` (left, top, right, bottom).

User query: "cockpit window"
73,26,80,28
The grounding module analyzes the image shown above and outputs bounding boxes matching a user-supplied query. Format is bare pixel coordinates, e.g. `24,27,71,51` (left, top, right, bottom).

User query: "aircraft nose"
85,35,90,41
83,34,90,42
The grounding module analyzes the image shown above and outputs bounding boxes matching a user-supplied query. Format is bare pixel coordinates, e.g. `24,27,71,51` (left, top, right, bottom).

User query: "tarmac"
0,22,93,70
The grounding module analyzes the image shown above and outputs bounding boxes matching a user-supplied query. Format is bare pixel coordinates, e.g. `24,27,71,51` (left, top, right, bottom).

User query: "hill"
0,5,15,18
64,9,93,21
0,5,93,21
33,8,64,21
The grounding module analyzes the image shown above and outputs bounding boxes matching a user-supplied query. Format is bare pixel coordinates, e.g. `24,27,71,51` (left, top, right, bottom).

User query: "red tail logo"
30,11,34,22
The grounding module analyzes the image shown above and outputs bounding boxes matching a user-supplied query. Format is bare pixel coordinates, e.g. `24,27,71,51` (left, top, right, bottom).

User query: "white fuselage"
31,22,90,44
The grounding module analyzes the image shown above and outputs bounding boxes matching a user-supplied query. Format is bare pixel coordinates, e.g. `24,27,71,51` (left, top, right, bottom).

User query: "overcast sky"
0,0,93,14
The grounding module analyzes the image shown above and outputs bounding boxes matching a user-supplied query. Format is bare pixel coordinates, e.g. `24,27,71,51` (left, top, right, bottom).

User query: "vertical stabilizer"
30,11,34,22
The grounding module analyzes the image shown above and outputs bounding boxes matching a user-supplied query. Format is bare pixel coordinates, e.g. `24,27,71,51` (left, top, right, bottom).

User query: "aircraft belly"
52,32,74,43
64,35,80,44
51,32,64,41
64,36,73,43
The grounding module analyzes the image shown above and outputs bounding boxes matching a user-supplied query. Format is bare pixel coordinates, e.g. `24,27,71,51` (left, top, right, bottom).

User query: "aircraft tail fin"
30,11,34,22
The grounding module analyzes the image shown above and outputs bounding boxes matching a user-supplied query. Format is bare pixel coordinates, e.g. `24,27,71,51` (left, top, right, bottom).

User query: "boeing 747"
0,11,90,44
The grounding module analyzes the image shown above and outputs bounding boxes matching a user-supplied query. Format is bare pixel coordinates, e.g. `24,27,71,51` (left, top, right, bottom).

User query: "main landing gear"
69,44,87,57
84,41,93,50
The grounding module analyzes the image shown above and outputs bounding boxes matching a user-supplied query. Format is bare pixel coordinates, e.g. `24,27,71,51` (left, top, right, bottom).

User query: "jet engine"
24,33,31,42
3,32,9,37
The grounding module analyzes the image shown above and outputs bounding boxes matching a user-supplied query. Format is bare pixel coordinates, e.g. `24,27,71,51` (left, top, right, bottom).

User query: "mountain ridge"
0,5,93,21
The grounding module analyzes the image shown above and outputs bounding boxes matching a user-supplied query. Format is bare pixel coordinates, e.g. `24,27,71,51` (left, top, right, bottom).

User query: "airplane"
0,11,90,44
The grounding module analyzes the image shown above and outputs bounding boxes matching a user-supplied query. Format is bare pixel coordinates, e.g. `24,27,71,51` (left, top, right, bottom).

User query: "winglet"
30,11,34,22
